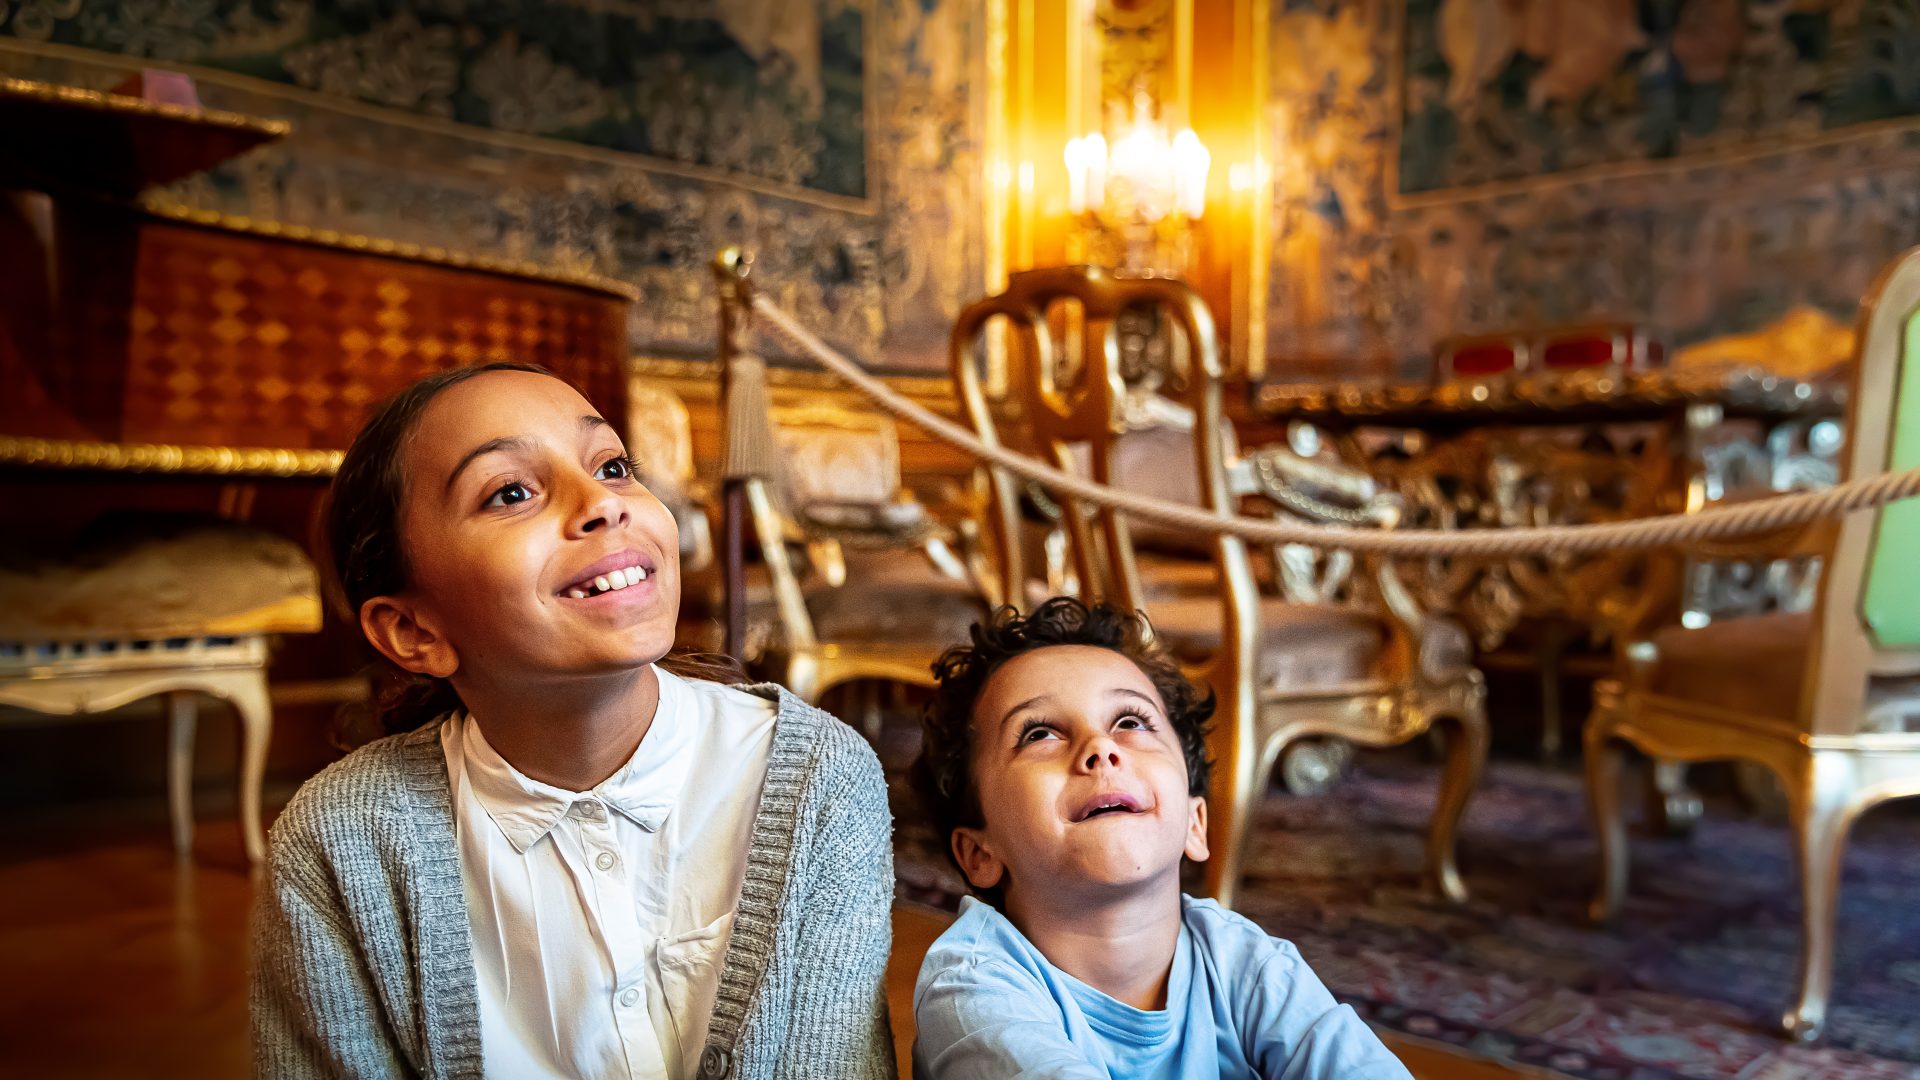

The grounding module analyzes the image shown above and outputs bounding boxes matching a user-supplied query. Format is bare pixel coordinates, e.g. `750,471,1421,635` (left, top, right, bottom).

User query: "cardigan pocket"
657,909,737,1070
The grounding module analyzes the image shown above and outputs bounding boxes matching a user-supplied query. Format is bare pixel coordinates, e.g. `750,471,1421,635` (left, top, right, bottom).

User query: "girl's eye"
1114,710,1157,732
483,482,532,509
596,454,638,481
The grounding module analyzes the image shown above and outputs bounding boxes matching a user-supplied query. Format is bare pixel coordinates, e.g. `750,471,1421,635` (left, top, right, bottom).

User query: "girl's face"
363,370,682,688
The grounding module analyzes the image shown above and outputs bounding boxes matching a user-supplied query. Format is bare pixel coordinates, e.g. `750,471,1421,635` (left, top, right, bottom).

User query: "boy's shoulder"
918,897,1048,982
1180,894,1307,970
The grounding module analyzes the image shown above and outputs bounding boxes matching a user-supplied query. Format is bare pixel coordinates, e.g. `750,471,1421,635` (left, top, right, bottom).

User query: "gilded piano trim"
137,201,642,301
0,75,291,139
0,437,343,478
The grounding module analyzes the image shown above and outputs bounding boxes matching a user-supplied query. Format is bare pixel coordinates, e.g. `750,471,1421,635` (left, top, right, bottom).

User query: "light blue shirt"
913,895,1413,1080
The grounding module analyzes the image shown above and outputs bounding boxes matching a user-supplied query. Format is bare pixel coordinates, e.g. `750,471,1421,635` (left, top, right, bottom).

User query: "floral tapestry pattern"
0,0,868,198
1266,0,1920,375
1400,0,1920,196
0,1,985,371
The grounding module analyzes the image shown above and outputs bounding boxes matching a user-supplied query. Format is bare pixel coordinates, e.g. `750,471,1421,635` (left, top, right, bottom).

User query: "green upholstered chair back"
1860,310,1920,648
1803,246,1920,734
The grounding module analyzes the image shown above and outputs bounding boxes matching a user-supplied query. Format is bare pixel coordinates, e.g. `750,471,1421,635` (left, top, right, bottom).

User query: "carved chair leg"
165,691,198,859
1426,709,1486,905
1202,725,1266,912
1645,759,1703,837
1782,754,1852,1043
1585,726,1630,924
1535,622,1571,760
229,674,273,865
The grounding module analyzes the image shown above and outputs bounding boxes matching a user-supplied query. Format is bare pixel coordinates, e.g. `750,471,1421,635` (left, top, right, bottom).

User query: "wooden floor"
1,808,1534,1080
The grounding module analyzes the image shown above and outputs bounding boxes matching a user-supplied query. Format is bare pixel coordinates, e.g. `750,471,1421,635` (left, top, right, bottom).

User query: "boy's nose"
1083,749,1120,770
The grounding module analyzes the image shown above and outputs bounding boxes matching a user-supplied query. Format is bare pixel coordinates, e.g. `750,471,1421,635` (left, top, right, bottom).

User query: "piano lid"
0,76,287,198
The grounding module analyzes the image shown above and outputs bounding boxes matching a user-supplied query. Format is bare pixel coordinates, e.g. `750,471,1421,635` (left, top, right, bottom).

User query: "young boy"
911,597,1411,1079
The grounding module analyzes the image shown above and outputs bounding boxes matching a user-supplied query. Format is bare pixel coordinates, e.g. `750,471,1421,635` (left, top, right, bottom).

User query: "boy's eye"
1017,722,1060,745
1114,709,1158,732
484,482,532,509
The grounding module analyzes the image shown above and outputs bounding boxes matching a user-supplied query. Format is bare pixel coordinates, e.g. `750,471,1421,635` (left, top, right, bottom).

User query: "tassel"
721,350,778,481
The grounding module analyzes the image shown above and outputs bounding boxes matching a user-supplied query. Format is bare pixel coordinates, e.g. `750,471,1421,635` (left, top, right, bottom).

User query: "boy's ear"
360,595,460,680
951,827,1006,892
1183,796,1209,864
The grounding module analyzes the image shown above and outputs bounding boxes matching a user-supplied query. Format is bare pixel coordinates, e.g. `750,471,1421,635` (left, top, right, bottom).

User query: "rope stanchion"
750,295,1920,557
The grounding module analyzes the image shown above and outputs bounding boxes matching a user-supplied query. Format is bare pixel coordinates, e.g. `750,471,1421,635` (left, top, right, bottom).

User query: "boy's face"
953,644,1208,907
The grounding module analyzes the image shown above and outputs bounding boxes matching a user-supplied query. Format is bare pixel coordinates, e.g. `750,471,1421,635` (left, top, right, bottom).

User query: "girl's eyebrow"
444,417,609,494
445,435,531,493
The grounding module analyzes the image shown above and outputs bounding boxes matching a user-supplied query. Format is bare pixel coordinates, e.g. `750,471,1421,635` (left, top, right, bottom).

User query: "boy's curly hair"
913,597,1214,867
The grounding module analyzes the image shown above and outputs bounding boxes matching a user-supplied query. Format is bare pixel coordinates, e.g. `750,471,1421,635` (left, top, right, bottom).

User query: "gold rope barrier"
749,294,1920,557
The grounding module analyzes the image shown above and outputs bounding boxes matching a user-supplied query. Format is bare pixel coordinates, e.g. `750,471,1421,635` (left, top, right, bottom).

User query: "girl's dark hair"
912,597,1213,901
325,362,741,739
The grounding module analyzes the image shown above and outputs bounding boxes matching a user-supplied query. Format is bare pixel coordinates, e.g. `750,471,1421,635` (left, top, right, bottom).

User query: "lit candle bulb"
1085,133,1108,213
1065,137,1087,215
1172,128,1210,220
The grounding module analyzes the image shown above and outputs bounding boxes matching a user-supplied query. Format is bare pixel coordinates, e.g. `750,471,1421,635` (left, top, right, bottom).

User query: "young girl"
251,363,896,1079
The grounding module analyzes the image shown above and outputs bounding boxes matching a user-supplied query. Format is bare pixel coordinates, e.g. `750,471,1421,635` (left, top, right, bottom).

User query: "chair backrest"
768,402,903,511
949,267,1259,673
625,376,696,491
1807,246,1920,733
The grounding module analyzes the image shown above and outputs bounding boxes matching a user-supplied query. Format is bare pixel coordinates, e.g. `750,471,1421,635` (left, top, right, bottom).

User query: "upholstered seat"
0,516,321,864
0,519,319,641
807,550,987,649
1648,612,1920,733
1149,594,1386,695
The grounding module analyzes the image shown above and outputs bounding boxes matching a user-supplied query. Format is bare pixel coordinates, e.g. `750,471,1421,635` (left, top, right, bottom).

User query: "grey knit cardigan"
250,685,896,1080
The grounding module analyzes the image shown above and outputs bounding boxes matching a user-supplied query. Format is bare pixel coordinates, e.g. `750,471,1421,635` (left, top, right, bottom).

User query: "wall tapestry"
1266,0,1920,376
0,0,984,372
1399,0,1920,197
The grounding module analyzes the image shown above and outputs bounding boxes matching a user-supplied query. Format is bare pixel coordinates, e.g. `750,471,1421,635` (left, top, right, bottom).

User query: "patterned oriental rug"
888,746,1920,1079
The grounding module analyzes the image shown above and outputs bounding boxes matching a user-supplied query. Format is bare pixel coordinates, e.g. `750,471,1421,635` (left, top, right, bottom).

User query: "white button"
619,987,640,1007
595,851,617,871
573,800,604,820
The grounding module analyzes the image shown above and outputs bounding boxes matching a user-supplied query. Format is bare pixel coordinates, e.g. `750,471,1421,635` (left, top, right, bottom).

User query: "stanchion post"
713,248,775,662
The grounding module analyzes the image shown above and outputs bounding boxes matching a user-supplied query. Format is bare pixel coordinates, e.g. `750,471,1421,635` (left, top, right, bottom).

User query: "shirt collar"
459,666,695,853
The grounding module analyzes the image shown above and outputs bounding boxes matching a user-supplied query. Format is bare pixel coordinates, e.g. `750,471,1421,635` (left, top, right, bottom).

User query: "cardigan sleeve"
773,735,898,1080
250,812,412,1080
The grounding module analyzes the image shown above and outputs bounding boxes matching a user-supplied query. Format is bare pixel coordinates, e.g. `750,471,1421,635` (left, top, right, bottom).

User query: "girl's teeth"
593,575,611,592
623,566,643,586
610,572,629,590
568,588,587,599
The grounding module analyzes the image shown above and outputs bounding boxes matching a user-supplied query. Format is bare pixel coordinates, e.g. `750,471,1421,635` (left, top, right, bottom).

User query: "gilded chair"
1585,245,1920,1041
747,401,988,709
0,517,321,862
627,375,713,573
951,266,1489,908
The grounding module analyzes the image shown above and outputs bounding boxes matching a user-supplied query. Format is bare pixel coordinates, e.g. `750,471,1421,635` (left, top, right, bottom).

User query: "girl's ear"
360,596,459,679
950,827,1005,891
1183,796,1210,864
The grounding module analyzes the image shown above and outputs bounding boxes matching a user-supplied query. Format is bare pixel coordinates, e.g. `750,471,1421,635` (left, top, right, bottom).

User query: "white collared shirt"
441,666,777,1079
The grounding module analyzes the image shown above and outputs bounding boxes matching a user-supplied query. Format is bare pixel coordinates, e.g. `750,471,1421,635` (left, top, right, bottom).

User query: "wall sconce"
1063,94,1210,276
